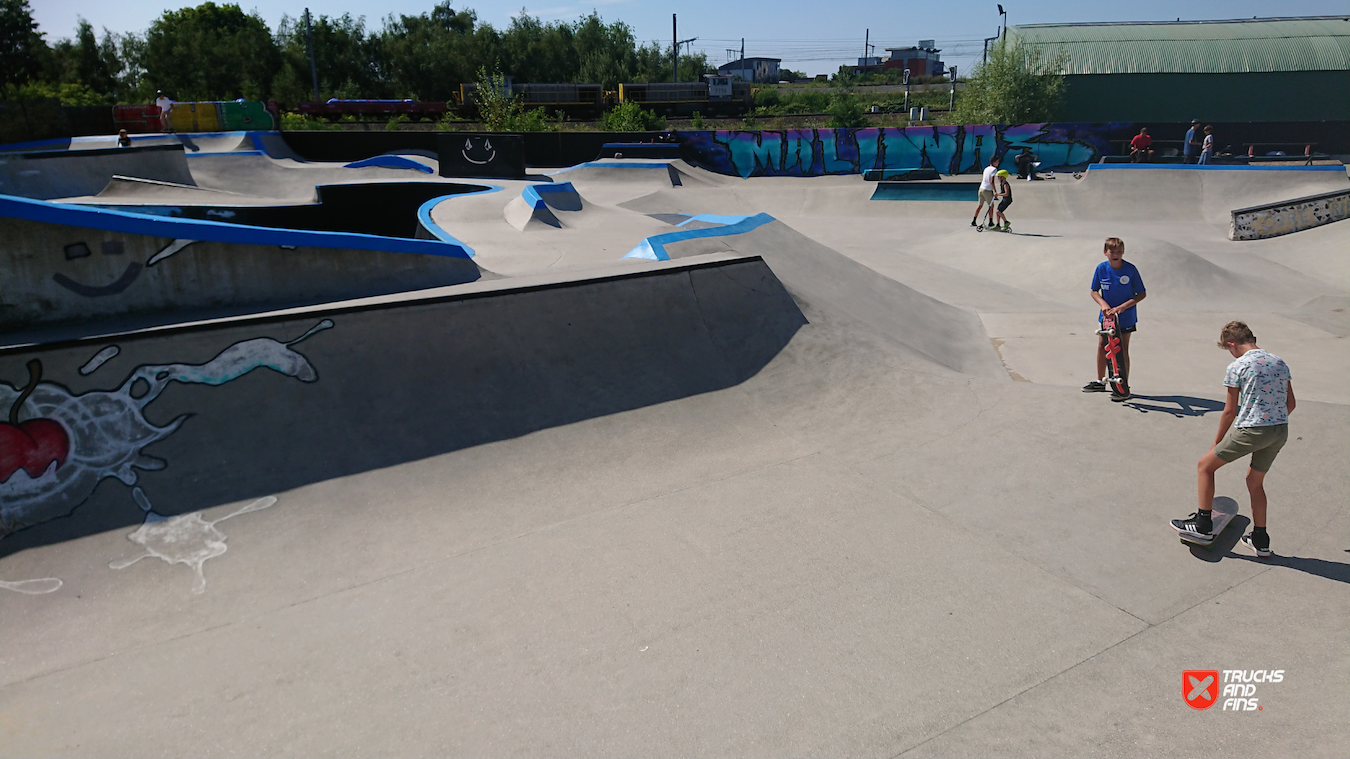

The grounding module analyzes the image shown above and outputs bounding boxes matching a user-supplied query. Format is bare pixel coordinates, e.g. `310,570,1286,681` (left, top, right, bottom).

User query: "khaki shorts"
1214,424,1288,472
979,189,995,203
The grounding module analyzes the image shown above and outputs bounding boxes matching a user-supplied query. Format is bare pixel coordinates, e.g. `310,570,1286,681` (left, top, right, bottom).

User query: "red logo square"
1184,670,1219,710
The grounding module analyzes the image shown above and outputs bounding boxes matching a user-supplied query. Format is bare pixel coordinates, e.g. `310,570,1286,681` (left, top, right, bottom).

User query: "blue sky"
29,0,1348,77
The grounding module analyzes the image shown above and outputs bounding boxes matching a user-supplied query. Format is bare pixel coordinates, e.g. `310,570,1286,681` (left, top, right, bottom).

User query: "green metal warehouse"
1007,17,1350,122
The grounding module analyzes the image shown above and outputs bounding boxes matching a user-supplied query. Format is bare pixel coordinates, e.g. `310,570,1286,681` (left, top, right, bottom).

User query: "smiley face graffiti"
462,136,497,166
52,238,196,298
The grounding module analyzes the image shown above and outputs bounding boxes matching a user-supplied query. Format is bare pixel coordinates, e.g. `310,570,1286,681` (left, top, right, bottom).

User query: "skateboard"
1097,313,1129,395
1171,500,1239,546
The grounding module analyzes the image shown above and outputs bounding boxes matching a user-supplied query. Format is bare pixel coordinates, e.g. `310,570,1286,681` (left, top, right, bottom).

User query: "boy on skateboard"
1083,237,1146,401
1172,322,1294,557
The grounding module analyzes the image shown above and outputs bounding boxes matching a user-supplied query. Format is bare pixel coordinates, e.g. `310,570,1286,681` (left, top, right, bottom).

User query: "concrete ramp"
0,255,804,533
0,145,196,200
662,221,1008,380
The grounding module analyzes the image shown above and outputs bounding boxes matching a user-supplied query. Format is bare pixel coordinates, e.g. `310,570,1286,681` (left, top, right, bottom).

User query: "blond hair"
1217,321,1256,348
1104,237,1124,253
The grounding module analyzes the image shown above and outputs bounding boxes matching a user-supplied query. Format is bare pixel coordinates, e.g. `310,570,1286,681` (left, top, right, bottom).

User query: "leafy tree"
143,2,281,100
274,12,383,105
472,66,552,131
953,38,1066,124
0,0,47,87
377,2,486,100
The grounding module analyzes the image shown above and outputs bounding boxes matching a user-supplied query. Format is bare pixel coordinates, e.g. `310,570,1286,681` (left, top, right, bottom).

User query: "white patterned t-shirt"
1224,349,1290,427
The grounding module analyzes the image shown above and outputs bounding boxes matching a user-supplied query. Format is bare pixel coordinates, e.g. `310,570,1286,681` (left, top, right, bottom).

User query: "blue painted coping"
416,185,503,257
521,181,579,208
343,155,435,173
1088,163,1345,172
1,192,474,258
547,161,673,175
624,213,777,261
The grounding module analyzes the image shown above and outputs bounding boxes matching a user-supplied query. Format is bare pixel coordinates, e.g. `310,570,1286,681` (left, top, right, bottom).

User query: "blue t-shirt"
1184,127,1199,155
1092,260,1146,328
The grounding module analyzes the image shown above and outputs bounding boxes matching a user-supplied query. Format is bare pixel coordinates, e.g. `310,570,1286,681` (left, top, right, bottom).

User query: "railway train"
455,77,754,118
291,77,755,122
297,99,452,120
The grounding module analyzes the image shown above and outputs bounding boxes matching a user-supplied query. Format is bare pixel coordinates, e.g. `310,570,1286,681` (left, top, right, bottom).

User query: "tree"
143,2,281,100
0,0,47,87
953,38,1066,124
377,2,485,100
274,12,382,105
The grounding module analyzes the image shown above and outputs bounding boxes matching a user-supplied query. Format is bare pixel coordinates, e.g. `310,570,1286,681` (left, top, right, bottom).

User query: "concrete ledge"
1229,188,1350,240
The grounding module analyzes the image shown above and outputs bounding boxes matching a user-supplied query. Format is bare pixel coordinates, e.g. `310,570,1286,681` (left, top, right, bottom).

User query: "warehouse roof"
1007,17,1350,75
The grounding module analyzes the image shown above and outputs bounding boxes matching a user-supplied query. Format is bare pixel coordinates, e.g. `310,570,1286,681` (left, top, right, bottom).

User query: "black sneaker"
1110,390,1131,402
1172,511,1213,538
970,219,978,227
1082,381,1107,392
1241,533,1272,558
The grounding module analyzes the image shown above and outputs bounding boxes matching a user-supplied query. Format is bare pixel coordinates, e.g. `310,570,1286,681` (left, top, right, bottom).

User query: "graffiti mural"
1230,189,1350,241
0,319,333,535
678,124,1118,178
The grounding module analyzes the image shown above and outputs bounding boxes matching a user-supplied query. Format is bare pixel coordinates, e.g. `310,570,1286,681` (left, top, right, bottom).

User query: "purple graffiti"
678,124,1125,178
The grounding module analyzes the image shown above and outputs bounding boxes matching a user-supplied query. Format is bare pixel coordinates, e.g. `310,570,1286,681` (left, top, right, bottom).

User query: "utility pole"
741,38,745,80
863,29,869,63
672,14,678,83
305,8,319,102
949,65,958,112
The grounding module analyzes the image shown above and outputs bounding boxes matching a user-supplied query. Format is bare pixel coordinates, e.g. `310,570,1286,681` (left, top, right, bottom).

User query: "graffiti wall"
678,124,1122,178
1230,189,1350,241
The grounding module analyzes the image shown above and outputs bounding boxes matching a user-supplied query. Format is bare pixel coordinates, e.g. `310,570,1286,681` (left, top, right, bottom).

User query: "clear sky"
28,0,1350,77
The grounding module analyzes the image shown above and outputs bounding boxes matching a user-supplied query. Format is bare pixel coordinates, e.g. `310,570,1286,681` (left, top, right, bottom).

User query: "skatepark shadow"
1123,395,1226,417
1227,552,1350,584
0,258,808,554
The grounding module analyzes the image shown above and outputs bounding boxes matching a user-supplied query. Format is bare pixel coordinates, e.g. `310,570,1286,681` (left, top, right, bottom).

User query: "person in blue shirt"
1083,237,1147,401
1183,120,1201,164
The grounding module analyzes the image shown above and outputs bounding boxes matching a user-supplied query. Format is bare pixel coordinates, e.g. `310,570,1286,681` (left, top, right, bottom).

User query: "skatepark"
1,130,1346,756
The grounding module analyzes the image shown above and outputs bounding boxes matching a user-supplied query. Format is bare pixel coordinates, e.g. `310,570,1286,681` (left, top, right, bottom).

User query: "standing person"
971,156,1000,229
1129,127,1154,162
1197,125,1215,165
1172,322,1293,557
155,90,174,132
1082,237,1146,401
1183,120,1201,164
993,169,1013,231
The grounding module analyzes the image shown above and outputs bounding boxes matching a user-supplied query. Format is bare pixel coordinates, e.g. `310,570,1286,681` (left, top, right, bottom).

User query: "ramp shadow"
0,258,807,554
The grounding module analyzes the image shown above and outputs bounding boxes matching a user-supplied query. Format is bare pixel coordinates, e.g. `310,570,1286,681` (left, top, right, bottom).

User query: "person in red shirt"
1129,127,1154,162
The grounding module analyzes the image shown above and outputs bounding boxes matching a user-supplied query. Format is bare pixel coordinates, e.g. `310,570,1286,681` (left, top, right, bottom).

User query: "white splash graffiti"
0,577,63,594
79,346,120,375
110,486,276,594
0,319,333,534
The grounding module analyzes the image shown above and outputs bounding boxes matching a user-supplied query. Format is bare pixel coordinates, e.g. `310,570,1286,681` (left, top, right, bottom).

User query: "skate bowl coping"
1229,187,1350,240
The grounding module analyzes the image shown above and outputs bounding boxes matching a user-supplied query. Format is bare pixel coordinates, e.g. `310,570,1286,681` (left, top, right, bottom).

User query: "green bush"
473,66,558,132
690,111,706,130
384,113,409,131
827,94,867,128
599,100,665,131
279,112,341,130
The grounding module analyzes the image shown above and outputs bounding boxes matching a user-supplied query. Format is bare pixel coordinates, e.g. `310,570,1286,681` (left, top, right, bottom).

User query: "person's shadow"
1123,395,1225,417
1226,550,1350,584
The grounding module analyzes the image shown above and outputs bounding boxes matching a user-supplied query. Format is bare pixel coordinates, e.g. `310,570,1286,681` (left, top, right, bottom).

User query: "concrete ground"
1,154,1347,756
